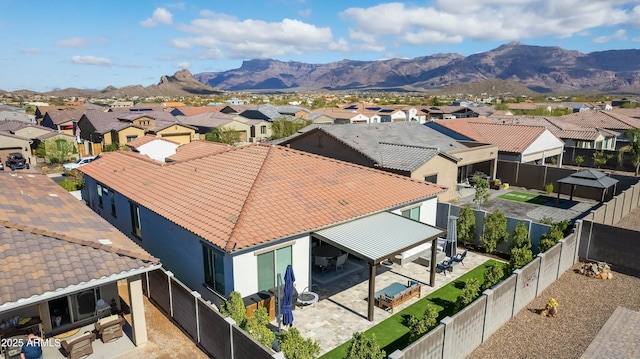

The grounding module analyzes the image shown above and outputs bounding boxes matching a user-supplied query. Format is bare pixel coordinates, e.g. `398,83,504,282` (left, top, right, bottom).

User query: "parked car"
6,152,29,171
0,161,3,171
63,155,97,172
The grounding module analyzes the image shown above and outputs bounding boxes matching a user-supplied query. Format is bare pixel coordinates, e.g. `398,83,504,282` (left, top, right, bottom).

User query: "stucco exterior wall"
114,127,146,145
391,197,438,227
411,156,458,202
285,132,377,168
156,125,195,145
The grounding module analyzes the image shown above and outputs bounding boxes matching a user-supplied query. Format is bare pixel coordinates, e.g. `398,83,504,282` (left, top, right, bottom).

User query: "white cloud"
593,29,627,43
173,12,335,59
340,1,638,50
71,56,113,66
175,62,190,69
141,8,173,27
19,48,43,54
57,37,86,48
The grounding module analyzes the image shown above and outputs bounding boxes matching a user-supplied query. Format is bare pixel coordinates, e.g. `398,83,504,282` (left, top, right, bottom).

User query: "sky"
1,0,639,92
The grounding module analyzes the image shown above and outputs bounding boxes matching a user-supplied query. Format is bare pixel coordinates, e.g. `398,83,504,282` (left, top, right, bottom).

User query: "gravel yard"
468,206,640,359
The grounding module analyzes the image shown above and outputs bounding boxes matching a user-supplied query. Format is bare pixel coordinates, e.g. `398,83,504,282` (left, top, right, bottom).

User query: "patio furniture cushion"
94,314,125,343
375,281,422,313
61,331,95,359
392,240,445,266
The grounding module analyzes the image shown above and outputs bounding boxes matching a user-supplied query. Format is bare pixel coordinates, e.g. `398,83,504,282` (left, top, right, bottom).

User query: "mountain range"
195,42,640,94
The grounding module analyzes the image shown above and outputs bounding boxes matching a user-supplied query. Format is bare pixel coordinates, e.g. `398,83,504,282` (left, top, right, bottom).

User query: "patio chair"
451,250,467,267
61,331,96,359
330,253,349,273
314,255,330,274
436,258,453,276
94,314,125,343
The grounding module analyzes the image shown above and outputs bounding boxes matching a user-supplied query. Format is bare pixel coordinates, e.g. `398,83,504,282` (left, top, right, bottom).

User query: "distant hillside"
194,42,640,94
40,69,222,98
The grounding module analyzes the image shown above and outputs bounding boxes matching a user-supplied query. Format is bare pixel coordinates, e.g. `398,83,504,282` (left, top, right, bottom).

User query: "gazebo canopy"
557,169,619,202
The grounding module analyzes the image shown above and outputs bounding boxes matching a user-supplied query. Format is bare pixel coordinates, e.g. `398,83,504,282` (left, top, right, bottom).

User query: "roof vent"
98,239,113,246
338,199,349,206
48,193,58,197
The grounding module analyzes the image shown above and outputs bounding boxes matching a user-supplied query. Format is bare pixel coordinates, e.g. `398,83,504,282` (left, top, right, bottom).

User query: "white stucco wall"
391,196,438,226
231,233,310,297
523,130,564,156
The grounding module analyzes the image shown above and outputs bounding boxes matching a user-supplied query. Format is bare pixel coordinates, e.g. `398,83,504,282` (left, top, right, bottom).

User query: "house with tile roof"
179,111,272,142
39,108,84,135
421,106,481,120
79,143,446,320
125,134,181,162
428,118,565,165
556,110,640,150
0,120,80,166
0,173,159,343
279,122,498,201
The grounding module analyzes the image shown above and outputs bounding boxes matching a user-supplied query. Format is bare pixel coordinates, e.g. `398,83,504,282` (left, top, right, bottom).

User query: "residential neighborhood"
2,94,640,359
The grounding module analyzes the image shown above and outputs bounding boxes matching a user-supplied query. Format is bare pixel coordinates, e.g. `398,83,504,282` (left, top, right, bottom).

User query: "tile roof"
36,131,76,141
489,116,619,141
610,108,640,119
178,112,237,128
430,118,493,141
45,109,85,125
173,106,222,116
558,110,640,130
166,141,231,162
80,144,445,253
469,123,549,153
0,173,157,306
282,122,464,170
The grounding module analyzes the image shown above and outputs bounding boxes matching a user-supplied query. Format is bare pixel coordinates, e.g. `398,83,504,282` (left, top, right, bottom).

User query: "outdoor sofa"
375,280,421,313
392,239,445,266
60,331,96,359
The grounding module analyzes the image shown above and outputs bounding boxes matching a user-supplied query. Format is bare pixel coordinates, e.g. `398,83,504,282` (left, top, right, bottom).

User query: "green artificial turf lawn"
320,259,504,359
498,191,553,205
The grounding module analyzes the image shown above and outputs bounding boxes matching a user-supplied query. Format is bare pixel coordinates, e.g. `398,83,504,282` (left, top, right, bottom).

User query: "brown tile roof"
166,141,230,162
174,106,222,116
45,109,85,125
0,173,158,305
431,118,493,141
488,116,620,141
81,144,445,253
558,110,640,130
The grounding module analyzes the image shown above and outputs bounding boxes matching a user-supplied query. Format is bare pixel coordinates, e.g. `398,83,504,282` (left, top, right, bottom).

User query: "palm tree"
618,128,640,176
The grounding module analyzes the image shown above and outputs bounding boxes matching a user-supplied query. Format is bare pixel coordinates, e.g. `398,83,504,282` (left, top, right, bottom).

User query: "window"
55,139,68,151
203,245,225,294
126,135,138,142
97,184,103,207
257,246,292,291
424,174,438,184
401,206,421,221
101,185,116,216
130,202,141,238
260,125,267,135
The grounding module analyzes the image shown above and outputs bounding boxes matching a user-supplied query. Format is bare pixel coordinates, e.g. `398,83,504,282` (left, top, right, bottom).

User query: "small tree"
205,127,241,146
483,262,505,290
545,183,554,195
617,128,640,175
271,117,312,140
592,150,613,169
35,138,78,164
278,327,320,359
455,278,481,310
510,222,530,250
509,247,534,270
575,155,584,167
345,332,385,359
481,210,508,254
473,176,491,208
220,291,247,329
456,205,477,247
407,304,439,342
245,307,274,348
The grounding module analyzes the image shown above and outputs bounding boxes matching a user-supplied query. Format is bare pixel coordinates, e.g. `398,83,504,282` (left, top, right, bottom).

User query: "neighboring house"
561,102,592,113
428,118,565,165
179,112,256,142
557,110,640,150
422,106,480,120
109,101,134,109
126,134,181,162
39,108,84,135
0,106,33,123
34,105,83,124
80,143,446,321
0,120,72,165
0,173,160,343
0,131,33,166
313,108,369,124
170,106,221,117
279,122,498,202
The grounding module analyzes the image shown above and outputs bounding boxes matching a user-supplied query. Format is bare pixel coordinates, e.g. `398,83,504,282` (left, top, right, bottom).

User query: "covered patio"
557,169,619,203
312,212,446,321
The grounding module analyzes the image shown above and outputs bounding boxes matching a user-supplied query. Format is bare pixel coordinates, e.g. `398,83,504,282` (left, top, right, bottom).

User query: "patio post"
368,263,376,321
128,274,149,345
429,239,436,287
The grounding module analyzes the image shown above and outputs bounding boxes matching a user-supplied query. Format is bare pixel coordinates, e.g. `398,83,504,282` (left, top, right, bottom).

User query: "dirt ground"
115,281,209,359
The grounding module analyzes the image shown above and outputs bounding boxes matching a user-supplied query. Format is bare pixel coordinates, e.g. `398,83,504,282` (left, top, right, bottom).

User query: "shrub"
510,247,534,270
575,155,584,167
456,205,476,247
510,221,530,250
538,220,570,253
278,327,320,359
58,179,84,191
245,307,275,348
483,263,505,290
220,291,247,329
481,210,508,254
455,278,481,310
407,304,439,342
345,332,385,359
545,183,554,195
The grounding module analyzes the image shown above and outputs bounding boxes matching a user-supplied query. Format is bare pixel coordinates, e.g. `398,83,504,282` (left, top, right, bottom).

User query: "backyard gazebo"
556,169,619,203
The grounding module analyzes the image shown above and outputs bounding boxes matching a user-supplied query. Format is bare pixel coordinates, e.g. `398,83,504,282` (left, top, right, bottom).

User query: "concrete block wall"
613,195,625,224
440,296,487,359
482,274,517,342
400,324,445,359
603,202,615,225
536,244,561,296
512,257,541,315
558,233,578,274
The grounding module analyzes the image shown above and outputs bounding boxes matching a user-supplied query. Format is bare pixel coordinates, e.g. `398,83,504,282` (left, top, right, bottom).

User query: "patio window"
102,186,116,217
257,246,291,292
203,245,225,294
401,206,421,221
130,202,141,238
